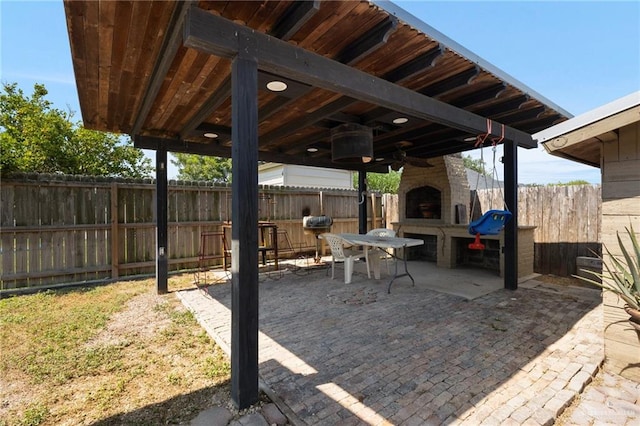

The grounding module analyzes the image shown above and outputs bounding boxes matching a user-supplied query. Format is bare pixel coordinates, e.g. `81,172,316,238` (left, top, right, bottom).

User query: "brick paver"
179,266,633,425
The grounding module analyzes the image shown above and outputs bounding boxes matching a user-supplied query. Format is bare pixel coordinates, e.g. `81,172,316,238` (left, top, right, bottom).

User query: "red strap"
474,119,492,148
491,123,505,146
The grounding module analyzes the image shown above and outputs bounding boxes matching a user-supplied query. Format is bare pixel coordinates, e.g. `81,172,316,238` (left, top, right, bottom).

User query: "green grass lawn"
0,277,230,425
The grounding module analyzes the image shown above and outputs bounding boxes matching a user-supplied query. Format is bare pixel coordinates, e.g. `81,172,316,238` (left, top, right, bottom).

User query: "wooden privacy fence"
1,174,601,291
473,185,601,275
1,174,383,291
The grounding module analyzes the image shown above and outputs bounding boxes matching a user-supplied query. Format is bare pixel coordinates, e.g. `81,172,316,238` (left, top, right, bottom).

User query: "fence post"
111,182,119,279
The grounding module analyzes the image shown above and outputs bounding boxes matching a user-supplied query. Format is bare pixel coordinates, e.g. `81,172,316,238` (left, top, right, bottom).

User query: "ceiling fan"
387,142,434,171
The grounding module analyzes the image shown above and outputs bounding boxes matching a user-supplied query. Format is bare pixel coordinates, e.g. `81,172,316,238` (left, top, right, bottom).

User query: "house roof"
64,0,570,172
535,91,640,168
466,169,503,190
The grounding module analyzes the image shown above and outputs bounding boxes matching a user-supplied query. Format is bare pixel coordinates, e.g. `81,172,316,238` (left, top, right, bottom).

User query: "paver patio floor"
179,261,603,425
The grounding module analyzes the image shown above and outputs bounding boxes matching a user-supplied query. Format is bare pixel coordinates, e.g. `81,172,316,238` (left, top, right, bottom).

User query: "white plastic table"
339,233,424,293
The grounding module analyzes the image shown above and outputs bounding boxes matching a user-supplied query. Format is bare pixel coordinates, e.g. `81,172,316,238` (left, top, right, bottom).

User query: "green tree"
0,82,151,178
462,154,488,175
352,169,401,194
171,153,232,183
547,180,591,186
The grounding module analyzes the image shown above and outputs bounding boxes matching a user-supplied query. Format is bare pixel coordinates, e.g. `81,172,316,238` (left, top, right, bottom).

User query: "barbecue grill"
303,215,333,263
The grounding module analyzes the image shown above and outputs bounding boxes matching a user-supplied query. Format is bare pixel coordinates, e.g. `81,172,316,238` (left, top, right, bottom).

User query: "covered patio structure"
64,0,570,407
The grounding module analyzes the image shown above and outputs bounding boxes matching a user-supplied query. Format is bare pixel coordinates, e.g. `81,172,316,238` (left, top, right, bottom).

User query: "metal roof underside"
64,0,570,172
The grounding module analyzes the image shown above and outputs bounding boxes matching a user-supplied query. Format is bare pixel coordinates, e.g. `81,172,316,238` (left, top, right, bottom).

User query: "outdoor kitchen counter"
391,222,536,278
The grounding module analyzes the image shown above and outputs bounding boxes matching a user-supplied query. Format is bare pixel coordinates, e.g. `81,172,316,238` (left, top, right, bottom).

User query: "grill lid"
303,215,333,229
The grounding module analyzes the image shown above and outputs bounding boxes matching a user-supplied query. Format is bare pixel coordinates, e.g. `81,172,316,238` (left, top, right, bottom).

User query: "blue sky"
2,1,639,184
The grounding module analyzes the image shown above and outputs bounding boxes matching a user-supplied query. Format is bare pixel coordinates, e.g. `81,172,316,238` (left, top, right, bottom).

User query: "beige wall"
601,121,640,381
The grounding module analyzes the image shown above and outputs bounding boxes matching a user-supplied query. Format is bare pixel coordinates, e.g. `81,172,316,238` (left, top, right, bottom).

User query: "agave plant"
575,224,640,311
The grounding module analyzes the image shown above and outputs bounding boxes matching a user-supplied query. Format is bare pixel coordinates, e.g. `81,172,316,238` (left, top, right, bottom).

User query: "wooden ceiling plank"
131,1,195,136
185,2,397,142
183,7,536,148
112,1,140,132
68,0,100,128
151,48,201,129
180,77,231,138
302,2,369,56
260,96,358,147
261,43,446,147
123,4,174,131
64,0,95,126
98,1,116,130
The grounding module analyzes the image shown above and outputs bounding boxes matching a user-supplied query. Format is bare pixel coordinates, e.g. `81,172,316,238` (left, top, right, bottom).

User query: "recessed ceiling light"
203,132,219,139
266,80,287,92
392,117,409,124
463,136,477,142
306,147,318,153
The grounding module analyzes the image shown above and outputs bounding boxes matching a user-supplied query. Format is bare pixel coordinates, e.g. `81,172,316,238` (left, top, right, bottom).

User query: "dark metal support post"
155,147,168,294
504,140,518,290
358,171,367,234
230,48,259,409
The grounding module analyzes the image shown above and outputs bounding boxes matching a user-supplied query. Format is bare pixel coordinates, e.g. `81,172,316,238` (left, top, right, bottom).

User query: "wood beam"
520,114,564,134
183,7,536,148
155,146,168,294
500,106,546,125
371,81,505,146
420,66,480,97
134,135,390,173
262,45,444,148
270,0,320,41
195,123,232,138
230,49,259,409
381,45,444,83
337,16,398,65
362,67,479,126
133,1,194,135
475,95,530,118
451,83,506,108
504,140,518,290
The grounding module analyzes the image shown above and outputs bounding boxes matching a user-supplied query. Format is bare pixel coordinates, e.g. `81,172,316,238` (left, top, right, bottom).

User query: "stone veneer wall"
398,155,470,224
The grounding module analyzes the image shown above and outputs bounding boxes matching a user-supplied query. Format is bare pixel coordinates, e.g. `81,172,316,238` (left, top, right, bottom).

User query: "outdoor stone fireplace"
392,155,535,278
397,155,469,226
405,186,442,219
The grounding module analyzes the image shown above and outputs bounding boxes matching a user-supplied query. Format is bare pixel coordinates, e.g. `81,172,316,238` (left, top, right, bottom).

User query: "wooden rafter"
182,7,536,148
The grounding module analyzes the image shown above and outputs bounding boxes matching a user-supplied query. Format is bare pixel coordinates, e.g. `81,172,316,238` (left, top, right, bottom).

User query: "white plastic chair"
321,233,367,284
366,228,396,274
